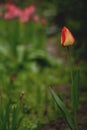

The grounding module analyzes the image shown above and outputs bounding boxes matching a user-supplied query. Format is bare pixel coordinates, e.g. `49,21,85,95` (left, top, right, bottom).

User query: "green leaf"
50,87,74,130
71,69,79,113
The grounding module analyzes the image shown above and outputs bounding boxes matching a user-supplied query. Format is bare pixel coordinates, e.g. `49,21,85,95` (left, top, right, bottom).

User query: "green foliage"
0,8,70,130
50,87,74,130
71,69,79,113
0,2,86,130
49,46,81,130
0,100,24,130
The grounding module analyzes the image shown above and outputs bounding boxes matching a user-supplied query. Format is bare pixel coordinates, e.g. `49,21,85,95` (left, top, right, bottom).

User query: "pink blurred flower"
30,5,36,13
19,12,29,23
4,11,14,19
4,4,22,20
13,8,22,17
27,5,36,15
4,4,37,23
5,4,16,12
19,5,36,23
33,14,39,22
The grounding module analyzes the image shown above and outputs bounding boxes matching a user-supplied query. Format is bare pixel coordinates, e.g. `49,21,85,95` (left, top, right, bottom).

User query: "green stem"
74,110,78,130
67,47,78,130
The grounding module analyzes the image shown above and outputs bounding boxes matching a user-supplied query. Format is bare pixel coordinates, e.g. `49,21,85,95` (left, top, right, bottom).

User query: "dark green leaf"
50,87,74,130
71,69,79,112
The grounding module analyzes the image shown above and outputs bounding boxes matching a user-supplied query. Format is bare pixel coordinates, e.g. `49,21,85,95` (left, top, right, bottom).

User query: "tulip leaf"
50,87,74,130
71,69,79,113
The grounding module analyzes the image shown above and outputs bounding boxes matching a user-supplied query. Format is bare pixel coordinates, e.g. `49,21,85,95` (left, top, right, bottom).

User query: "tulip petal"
61,26,75,46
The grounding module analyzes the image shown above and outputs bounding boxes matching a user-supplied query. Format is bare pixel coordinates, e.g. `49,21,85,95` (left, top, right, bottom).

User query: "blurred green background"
0,0,87,130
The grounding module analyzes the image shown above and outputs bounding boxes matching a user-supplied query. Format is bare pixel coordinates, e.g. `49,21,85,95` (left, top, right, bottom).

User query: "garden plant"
50,26,79,130
0,1,86,130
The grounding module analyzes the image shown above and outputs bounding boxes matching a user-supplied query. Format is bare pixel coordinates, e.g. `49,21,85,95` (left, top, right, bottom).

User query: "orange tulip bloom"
61,26,75,46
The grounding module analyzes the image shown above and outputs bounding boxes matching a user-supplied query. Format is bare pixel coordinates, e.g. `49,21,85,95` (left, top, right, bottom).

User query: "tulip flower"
19,5,36,23
4,11,14,19
4,4,22,19
61,26,75,46
5,4,16,12
19,11,29,23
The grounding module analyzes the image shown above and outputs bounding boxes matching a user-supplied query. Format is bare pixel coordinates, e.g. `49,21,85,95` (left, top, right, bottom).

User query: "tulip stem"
67,46,78,130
